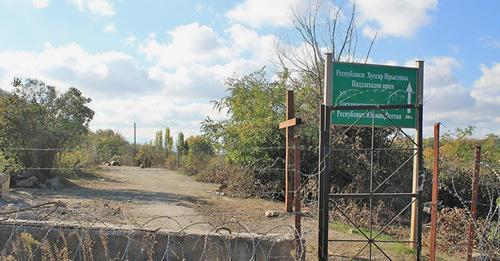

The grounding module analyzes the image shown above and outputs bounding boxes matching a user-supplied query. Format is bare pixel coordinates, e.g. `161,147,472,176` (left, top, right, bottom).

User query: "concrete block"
0,173,9,198
0,219,298,260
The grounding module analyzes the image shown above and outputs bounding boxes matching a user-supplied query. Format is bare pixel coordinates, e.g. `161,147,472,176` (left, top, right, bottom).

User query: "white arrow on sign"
406,82,413,113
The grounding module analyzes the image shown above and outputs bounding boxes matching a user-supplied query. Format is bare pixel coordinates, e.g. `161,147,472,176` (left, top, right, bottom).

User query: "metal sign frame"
318,53,424,260
330,62,418,128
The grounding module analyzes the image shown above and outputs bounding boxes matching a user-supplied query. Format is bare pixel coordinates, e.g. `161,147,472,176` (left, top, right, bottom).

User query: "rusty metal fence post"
467,146,481,261
293,135,302,259
430,123,440,261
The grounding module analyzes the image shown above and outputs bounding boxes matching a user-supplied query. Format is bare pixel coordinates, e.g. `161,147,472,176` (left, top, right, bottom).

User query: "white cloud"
226,24,278,61
69,0,114,16
471,63,500,104
32,0,49,8
481,36,500,49
415,57,500,137
226,0,306,28
124,35,137,45
421,57,473,111
0,22,280,142
0,42,160,98
356,0,437,38
140,23,234,69
30,0,115,16
139,22,278,99
69,0,85,10
87,0,114,16
103,23,116,33
90,96,226,142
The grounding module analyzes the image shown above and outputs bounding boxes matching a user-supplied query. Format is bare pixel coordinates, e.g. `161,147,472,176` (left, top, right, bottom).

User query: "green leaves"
0,78,94,173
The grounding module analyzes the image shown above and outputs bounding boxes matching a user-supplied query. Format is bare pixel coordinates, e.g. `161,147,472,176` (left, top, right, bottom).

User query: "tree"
202,70,287,191
276,0,376,93
164,127,174,156
0,78,94,179
176,132,188,155
187,136,214,160
92,129,132,164
154,130,164,151
185,135,214,175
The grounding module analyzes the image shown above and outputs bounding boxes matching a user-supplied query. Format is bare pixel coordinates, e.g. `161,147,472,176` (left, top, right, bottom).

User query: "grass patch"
330,220,415,256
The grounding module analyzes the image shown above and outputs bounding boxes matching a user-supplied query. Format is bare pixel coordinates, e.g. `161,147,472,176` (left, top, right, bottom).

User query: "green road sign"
331,62,418,128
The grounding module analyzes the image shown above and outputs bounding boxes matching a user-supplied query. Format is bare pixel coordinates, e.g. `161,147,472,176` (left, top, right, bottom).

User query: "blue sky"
0,0,498,142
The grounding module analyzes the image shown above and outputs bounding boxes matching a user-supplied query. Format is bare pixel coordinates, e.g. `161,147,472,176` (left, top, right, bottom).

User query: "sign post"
318,55,424,260
318,53,332,261
411,61,424,257
331,62,417,127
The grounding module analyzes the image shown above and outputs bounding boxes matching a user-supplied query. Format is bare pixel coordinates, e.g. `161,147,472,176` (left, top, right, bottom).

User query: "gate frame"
318,53,424,260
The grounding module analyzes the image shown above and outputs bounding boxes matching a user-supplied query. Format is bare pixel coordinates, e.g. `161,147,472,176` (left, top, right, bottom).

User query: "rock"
47,176,60,189
219,192,226,196
15,176,40,188
265,210,279,218
111,161,120,166
218,183,228,192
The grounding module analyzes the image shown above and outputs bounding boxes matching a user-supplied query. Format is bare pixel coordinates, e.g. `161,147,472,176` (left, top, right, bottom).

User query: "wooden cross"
279,90,302,213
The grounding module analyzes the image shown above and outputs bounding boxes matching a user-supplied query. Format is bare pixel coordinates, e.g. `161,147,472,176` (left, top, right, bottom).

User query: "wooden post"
293,135,302,259
286,90,294,213
467,146,481,261
279,90,302,213
430,123,440,261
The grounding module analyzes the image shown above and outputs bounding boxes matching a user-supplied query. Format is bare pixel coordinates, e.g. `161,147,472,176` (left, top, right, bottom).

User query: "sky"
0,0,498,143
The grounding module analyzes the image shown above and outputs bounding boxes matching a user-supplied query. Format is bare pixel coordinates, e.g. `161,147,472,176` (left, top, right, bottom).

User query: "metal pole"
318,52,333,261
294,135,302,259
430,122,440,261
318,105,327,261
133,122,137,152
467,146,481,261
411,61,424,261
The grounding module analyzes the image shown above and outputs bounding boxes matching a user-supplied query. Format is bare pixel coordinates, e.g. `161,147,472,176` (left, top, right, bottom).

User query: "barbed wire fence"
0,201,307,260
0,143,323,260
1,122,498,259
425,122,500,259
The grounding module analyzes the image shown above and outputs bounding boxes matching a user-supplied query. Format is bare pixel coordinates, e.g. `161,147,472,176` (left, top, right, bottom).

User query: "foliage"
164,127,174,156
176,132,188,155
0,150,21,173
200,69,408,203
152,130,165,165
90,130,133,165
184,135,214,175
201,70,287,195
0,78,94,179
423,129,499,217
134,144,156,167
56,129,134,171
195,157,257,198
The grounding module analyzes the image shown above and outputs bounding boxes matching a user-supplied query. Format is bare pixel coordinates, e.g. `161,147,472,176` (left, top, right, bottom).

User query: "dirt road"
5,167,224,230
1,167,444,260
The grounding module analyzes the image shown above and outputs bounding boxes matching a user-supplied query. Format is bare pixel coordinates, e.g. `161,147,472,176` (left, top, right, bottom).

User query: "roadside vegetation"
0,0,497,258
